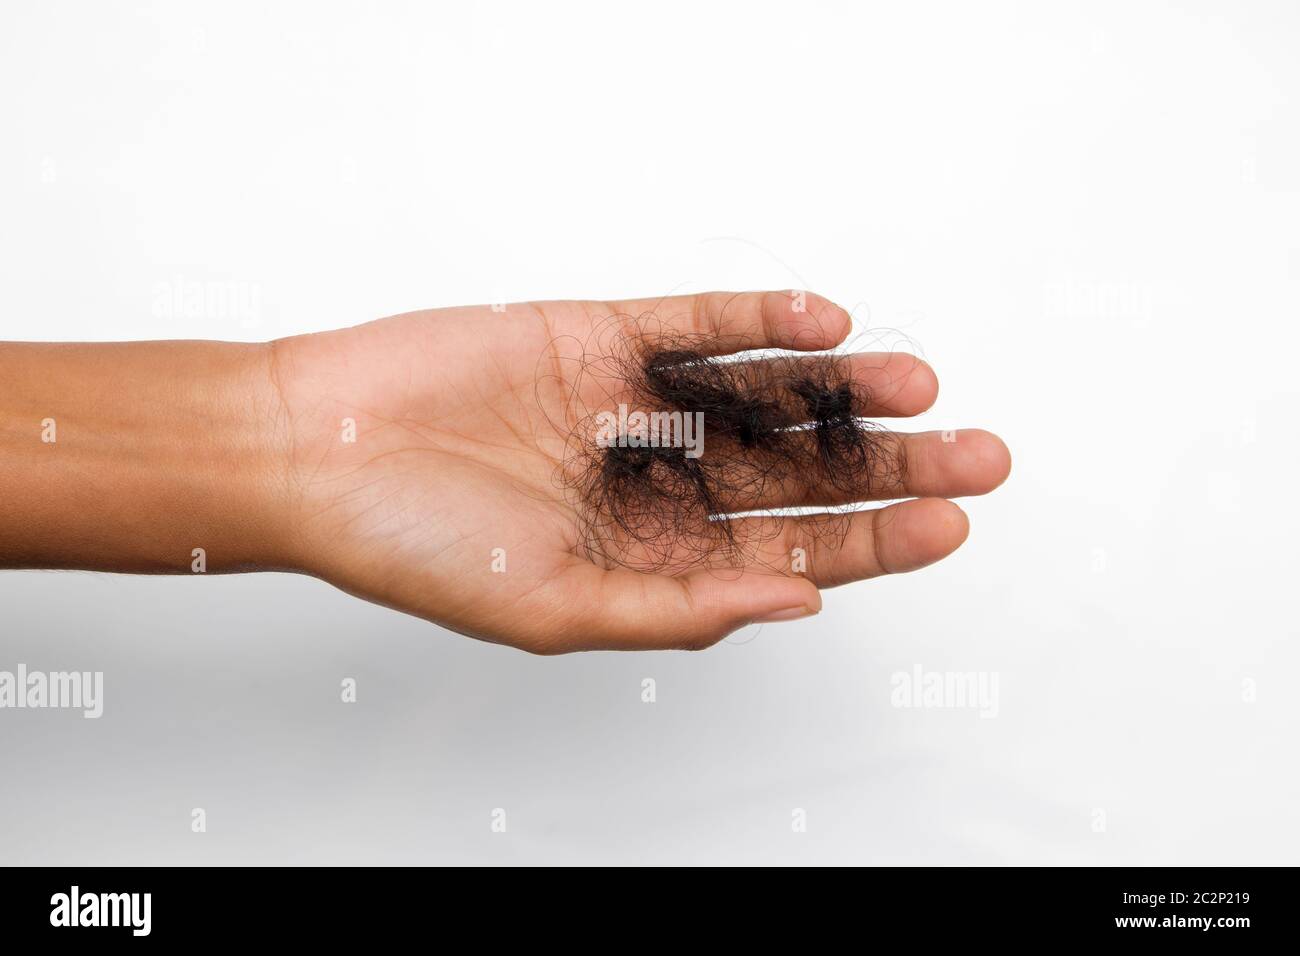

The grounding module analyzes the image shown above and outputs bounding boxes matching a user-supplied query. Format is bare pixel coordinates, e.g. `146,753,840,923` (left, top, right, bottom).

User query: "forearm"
0,340,293,573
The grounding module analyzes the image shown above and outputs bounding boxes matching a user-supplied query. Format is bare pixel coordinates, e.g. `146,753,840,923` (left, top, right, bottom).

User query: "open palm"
268,291,1010,652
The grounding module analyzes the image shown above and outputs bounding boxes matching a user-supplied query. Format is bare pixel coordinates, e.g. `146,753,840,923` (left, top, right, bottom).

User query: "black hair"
540,313,906,573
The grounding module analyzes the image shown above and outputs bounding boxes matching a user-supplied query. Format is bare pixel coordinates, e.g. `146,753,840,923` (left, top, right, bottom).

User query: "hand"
269,291,1011,652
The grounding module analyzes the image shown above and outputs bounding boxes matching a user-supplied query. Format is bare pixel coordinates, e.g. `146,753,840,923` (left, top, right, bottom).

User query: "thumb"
552,564,821,652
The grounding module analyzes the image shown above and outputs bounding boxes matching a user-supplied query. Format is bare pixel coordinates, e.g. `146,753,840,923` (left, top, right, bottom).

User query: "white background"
1,0,1297,864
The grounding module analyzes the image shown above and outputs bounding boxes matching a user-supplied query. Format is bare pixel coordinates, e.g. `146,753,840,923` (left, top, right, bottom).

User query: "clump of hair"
538,312,907,573
785,357,900,499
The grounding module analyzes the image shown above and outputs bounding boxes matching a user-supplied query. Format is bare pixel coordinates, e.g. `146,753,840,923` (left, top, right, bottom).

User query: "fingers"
843,351,937,417
730,350,939,420
738,497,972,589
605,290,852,356
538,498,975,652
538,561,822,652
886,428,1012,500
716,428,1011,511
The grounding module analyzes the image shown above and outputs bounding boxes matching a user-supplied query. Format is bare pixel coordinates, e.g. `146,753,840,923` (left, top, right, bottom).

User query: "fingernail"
752,604,818,624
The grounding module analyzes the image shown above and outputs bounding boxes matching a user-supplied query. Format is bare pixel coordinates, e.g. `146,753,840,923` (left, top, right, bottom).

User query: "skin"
0,290,1010,653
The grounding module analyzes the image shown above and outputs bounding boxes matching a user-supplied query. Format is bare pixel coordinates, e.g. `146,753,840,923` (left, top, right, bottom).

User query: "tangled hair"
539,312,907,573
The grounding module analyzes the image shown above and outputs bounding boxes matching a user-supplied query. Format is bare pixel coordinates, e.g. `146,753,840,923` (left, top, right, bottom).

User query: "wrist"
0,340,297,573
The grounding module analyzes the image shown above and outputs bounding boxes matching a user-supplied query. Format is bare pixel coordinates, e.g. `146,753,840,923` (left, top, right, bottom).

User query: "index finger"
603,290,852,356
